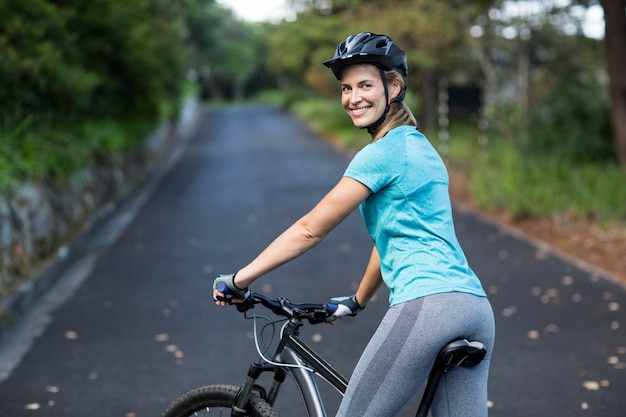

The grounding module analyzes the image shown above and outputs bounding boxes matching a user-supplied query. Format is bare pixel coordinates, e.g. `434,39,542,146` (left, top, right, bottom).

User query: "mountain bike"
159,289,487,417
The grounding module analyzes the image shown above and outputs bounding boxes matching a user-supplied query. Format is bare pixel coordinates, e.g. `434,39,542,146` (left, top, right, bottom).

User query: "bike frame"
234,318,348,417
281,334,348,416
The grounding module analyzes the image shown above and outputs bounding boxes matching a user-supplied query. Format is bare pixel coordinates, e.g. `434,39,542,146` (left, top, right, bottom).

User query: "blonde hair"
371,70,418,141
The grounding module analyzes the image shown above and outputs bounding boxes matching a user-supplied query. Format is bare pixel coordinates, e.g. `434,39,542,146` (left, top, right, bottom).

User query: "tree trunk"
600,0,626,166
457,8,512,141
419,70,437,133
517,38,531,143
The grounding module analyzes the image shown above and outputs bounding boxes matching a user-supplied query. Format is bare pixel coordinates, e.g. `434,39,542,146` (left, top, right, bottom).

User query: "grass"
432,123,626,223
469,144,626,222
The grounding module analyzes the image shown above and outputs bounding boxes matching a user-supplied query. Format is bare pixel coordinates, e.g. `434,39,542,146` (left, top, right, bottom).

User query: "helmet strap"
365,68,391,135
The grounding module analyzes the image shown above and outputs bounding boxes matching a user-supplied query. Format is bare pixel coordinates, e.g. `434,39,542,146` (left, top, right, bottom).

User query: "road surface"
0,106,624,416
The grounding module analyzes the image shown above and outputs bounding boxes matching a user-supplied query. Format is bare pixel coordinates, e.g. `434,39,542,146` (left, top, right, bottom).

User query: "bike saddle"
434,339,486,372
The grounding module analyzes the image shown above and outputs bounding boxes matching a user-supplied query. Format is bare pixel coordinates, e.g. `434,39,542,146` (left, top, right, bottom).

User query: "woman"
214,32,495,417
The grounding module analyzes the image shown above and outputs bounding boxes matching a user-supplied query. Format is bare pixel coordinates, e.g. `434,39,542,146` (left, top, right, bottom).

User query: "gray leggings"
336,292,495,417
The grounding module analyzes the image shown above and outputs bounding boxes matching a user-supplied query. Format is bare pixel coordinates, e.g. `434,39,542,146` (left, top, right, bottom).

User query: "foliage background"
0,0,624,296
0,0,188,190
0,0,623,220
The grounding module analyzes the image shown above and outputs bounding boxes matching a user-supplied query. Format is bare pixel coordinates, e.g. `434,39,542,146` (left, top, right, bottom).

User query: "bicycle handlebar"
216,282,338,325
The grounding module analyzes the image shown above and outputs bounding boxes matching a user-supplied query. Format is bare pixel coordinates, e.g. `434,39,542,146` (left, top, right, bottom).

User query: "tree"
272,0,621,163
210,19,260,100
265,14,345,95
0,0,192,186
63,0,187,123
599,0,626,166
184,2,264,100
273,0,463,130
0,0,99,122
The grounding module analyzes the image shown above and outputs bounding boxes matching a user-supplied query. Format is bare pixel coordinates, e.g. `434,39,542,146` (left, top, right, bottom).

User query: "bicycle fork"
231,361,287,417
231,345,333,417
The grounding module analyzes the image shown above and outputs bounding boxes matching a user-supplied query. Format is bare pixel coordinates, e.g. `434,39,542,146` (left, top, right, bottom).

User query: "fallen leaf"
154,333,170,342
24,403,40,410
65,331,78,340
527,330,540,340
502,306,517,317
46,386,60,393
603,291,615,301
544,324,560,334
582,381,600,391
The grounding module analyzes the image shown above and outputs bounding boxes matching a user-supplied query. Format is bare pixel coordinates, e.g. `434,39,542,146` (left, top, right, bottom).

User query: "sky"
216,0,604,39
216,0,291,23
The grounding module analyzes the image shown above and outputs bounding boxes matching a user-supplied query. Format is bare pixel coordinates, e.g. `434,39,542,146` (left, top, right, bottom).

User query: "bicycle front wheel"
160,384,279,417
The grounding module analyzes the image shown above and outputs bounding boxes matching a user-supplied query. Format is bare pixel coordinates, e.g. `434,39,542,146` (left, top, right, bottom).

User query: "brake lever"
236,298,255,312
306,305,338,324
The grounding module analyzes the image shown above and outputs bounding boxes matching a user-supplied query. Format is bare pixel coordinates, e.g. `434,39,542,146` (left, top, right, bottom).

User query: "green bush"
0,0,190,191
0,112,153,191
470,138,626,222
525,77,613,163
65,0,186,122
0,0,100,121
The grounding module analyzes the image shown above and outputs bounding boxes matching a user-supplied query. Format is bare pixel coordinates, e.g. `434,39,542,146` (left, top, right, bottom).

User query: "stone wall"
0,97,199,328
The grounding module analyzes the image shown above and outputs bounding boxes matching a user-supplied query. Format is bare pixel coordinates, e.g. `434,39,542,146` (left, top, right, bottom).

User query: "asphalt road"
0,106,624,417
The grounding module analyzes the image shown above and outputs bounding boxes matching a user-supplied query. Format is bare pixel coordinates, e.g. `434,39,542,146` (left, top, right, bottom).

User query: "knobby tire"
160,384,279,417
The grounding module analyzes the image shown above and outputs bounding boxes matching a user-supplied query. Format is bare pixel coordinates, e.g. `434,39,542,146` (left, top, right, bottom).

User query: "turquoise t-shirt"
344,125,486,306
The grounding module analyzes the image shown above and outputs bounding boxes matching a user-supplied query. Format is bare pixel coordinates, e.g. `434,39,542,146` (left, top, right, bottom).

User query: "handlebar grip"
216,282,232,295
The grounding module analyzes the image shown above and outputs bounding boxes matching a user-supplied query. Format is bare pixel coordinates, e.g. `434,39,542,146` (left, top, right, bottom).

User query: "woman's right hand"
213,273,250,306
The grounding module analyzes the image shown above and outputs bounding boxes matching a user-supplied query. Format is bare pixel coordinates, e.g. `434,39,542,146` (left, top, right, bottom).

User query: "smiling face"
340,64,388,129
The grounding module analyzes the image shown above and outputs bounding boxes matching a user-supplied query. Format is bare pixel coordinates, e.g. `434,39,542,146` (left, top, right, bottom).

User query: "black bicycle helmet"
323,32,408,80
324,33,409,134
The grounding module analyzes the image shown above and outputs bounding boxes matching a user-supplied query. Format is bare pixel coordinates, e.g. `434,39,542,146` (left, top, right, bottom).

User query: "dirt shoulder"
448,167,626,285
